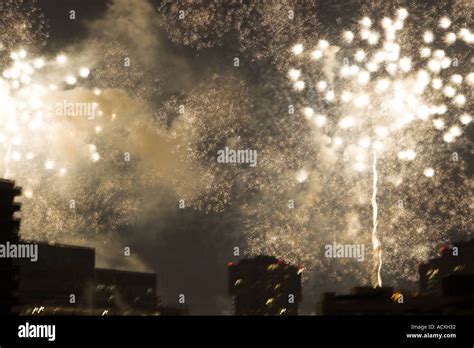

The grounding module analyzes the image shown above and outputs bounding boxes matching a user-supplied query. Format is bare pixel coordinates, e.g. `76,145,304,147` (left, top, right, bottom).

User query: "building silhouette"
14,241,160,315
319,286,397,315
228,255,302,315
0,179,21,315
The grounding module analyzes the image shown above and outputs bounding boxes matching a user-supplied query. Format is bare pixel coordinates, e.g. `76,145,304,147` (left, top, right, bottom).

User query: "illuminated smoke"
1,0,471,293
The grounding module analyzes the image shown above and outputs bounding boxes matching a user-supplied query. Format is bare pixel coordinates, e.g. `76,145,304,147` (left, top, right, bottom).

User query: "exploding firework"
158,0,321,68
1,0,471,295
286,8,472,286
0,49,105,180
0,0,49,63
0,48,140,245
155,74,259,213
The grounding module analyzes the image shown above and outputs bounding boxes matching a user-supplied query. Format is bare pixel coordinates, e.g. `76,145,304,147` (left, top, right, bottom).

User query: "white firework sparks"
0,49,107,188
288,8,472,287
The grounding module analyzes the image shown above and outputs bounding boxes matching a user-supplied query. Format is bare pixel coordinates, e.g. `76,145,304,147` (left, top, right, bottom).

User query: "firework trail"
371,150,381,287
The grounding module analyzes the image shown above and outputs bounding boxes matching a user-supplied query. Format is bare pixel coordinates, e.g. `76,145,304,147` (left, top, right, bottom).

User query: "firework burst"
286,7,472,286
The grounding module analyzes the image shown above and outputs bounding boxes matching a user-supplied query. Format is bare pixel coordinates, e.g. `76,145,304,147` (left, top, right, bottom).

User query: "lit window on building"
267,264,279,271
427,268,439,280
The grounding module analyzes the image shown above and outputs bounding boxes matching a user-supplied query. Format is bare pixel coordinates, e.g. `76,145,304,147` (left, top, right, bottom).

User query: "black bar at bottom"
0,315,473,345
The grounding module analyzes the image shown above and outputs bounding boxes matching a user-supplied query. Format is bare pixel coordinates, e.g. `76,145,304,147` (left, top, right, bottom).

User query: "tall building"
13,241,161,315
0,179,21,315
16,241,95,314
228,255,302,315
12,242,161,315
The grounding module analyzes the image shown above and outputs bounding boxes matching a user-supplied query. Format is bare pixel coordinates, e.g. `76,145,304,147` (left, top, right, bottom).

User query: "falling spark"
423,168,435,177
56,54,67,64
291,43,304,55
296,169,309,183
